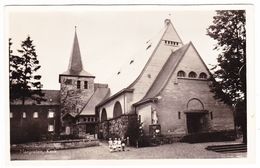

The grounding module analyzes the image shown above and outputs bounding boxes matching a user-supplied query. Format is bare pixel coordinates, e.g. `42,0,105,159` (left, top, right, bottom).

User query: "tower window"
177,70,186,77
65,79,72,85
84,81,88,89
77,80,81,89
178,112,181,119
188,71,197,78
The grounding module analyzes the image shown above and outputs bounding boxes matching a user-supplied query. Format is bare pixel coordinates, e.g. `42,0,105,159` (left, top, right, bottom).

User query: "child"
117,138,122,151
113,138,117,152
121,137,126,151
108,138,113,152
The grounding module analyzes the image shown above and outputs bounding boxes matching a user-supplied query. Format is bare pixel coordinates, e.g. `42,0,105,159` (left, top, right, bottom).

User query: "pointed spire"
68,26,83,73
60,27,94,78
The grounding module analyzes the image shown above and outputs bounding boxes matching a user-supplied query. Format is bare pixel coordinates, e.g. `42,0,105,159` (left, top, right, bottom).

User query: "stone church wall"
157,78,234,135
98,114,138,145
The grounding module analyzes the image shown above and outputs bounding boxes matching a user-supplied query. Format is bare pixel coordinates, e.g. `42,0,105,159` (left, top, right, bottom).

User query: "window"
84,81,88,89
48,111,55,118
199,72,207,79
22,112,26,118
178,112,181,119
33,112,38,118
10,112,13,118
177,70,186,77
48,124,54,132
188,71,197,78
65,79,72,85
210,112,213,120
77,80,81,89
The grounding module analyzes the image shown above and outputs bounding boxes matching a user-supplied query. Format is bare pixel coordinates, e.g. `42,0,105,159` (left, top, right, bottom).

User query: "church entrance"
186,112,209,134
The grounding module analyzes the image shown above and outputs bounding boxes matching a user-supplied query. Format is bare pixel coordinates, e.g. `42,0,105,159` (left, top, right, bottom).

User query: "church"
10,18,235,144
96,19,235,142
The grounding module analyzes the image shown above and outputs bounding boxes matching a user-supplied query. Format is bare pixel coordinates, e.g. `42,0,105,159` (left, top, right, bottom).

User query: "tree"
9,36,45,105
207,10,246,143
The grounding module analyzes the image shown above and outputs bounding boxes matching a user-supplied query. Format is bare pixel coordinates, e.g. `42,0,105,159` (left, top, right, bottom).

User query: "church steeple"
68,26,83,73
60,27,94,79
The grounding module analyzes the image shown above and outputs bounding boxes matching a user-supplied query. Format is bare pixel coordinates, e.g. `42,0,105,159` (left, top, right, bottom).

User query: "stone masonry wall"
99,114,138,144
60,76,94,116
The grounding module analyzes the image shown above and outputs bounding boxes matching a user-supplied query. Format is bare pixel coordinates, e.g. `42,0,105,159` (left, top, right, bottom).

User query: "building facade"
97,19,235,141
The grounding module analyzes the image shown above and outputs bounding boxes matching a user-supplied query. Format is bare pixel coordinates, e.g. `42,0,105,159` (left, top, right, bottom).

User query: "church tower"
59,27,95,117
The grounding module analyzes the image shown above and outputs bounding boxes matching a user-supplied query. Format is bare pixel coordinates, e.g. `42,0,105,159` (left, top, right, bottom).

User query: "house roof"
60,28,94,78
10,90,60,105
78,86,110,116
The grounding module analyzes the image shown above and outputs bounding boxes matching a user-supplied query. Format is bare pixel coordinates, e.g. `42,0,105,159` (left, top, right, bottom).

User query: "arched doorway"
101,108,107,122
185,98,209,134
113,101,123,118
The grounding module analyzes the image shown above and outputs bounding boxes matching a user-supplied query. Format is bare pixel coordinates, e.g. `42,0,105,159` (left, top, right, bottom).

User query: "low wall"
98,114,138,145
11,139,99,153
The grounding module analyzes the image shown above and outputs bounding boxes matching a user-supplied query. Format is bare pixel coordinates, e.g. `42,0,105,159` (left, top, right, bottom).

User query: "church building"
96,19,235,141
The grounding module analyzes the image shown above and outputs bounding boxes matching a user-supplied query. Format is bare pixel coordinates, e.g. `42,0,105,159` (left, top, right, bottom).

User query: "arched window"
113,101,123,118
177,70,186,77
101,108,107,122
199,72,207,79
188,71,197,78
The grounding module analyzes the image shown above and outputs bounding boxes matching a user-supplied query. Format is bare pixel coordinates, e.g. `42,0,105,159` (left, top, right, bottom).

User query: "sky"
7,6,220,90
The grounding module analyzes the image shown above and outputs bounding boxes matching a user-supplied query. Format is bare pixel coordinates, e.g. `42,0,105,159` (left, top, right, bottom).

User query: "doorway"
186,113,208,134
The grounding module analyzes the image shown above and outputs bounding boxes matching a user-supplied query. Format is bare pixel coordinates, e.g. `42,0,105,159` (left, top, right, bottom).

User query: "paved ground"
11,140,246,160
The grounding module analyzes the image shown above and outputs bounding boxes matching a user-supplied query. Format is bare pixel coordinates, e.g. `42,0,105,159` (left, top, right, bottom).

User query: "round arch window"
101,108,107,122
113,101,123,118
188,71,197,78
199,72,207,79
177,70,186,77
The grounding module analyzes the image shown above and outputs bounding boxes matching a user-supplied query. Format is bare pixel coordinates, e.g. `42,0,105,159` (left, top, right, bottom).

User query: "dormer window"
130,60,134,64
84,81,88,89
77,80,81,89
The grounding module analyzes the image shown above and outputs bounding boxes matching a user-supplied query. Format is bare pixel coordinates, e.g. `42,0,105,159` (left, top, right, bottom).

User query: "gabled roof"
106,23,168,95
78,86,110,116
60,28,94,78
134,42,191,106
10,90,60,105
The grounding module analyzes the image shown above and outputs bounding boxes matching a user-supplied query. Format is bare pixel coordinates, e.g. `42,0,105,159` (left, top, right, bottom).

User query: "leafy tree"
9,36,45,105
207,10,246,143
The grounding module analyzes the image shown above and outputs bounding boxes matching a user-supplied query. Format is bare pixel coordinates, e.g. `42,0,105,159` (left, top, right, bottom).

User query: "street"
11,140,246,160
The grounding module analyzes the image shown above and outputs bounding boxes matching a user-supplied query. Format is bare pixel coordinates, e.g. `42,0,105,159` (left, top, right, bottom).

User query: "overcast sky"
7,6,219,90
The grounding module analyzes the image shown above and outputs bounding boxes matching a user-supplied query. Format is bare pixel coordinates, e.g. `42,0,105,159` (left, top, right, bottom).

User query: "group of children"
108,137,126,152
